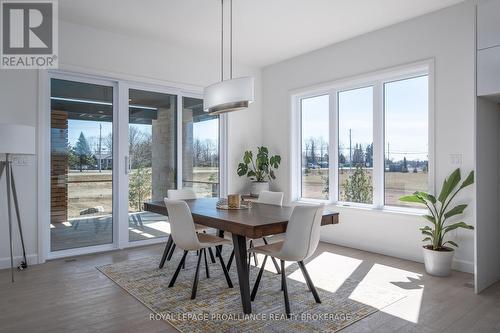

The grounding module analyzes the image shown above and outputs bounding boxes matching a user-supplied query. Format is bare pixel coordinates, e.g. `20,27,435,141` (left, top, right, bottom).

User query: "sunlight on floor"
139,221,171,233
349,263,424,323
129,228,155,238
254,250,425,324
288,252,363,293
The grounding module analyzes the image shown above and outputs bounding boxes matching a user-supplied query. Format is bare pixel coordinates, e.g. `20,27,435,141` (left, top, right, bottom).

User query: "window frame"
291,60,434,212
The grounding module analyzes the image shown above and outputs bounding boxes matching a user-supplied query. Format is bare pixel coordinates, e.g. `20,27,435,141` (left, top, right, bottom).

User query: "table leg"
232,234,252,314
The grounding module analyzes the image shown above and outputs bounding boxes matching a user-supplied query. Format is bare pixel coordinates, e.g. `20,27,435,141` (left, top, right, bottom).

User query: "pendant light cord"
230,0,233,79
221,0,224,82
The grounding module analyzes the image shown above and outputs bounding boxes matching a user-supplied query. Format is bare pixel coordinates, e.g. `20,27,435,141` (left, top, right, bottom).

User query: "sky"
302,75,429,161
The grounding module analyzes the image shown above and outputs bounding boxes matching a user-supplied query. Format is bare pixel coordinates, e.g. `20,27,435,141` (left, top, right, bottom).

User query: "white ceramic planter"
250,181,269,196
422,246,454,277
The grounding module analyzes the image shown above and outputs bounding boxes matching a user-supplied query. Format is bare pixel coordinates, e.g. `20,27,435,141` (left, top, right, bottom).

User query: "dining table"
143,197,339,314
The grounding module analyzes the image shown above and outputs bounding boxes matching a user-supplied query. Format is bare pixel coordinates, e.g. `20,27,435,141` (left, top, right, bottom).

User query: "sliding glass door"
127,88,177,242
50,77,116,252
47,72,223,257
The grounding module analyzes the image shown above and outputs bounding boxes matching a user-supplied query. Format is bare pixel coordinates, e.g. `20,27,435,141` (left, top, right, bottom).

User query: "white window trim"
290,59,435,214
37,66,228,262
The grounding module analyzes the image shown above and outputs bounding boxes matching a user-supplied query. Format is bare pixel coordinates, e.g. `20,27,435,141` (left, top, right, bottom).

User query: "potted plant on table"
237,146,281,196
399,168,474,277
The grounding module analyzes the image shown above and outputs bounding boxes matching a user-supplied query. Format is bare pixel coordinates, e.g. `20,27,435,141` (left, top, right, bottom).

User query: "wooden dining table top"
144,198,339,239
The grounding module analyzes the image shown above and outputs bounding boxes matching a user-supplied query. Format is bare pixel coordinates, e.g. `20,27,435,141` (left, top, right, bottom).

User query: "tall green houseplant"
400,168,474,251
237,146,281,182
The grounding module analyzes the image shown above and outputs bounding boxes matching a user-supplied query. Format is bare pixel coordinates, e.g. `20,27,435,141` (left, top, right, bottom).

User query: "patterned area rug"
97,249,406,333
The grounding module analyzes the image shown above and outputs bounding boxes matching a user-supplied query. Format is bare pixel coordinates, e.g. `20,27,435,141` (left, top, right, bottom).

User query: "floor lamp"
0,124,35,282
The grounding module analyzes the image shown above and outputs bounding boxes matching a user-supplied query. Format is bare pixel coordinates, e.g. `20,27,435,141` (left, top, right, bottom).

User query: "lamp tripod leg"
10,167,28,270
5,155,14,282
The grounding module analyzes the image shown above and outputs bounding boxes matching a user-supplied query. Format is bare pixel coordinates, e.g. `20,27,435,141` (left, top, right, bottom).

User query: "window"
301,95,329,200
182,97,220,198
338,87,373,204
293,62,431,210
384,76,429,207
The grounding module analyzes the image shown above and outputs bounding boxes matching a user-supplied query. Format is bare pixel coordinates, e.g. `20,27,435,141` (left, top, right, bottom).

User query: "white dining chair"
165,199,233,299
159,188,216,269
249,204,324,317
226,191,284,274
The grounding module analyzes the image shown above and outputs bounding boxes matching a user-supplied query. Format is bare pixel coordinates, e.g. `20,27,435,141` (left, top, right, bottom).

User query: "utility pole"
98,123,102,172
387,142,390,162
349,129,352,171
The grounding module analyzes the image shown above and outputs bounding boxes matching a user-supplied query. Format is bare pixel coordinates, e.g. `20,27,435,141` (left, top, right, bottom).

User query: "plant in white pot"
237,146,281,196
399,168,474,277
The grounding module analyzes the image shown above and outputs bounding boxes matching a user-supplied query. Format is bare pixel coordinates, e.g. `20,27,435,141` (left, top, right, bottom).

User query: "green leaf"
269,169,276,180
444,240,458,248
459,171,474,190
422,237,432,243
259,146,269,155
444,204,467,219
269,155,281,169
444,221,474,233
423,215,436,224
247,170,256,178
243,151,253,164
415,191,437,204
237,163,248,177
399,194,425,204
421,230,433,237
438,168,461,203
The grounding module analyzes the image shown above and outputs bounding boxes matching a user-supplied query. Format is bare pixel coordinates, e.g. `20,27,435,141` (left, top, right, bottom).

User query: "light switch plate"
449,154,462,166
12,157,28,166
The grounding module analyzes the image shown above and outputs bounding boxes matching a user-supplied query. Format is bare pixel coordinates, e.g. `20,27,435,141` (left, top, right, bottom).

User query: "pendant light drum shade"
203,76,254,114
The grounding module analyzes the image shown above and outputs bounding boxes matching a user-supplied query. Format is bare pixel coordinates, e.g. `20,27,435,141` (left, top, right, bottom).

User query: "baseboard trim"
320,236,474,274
0,254,39,270
452,258,474,274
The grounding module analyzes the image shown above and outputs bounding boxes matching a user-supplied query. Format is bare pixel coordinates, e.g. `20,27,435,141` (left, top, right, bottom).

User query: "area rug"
97,250,406,333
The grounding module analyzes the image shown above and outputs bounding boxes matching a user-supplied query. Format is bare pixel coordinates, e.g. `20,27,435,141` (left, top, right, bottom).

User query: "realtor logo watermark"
1,0,58,69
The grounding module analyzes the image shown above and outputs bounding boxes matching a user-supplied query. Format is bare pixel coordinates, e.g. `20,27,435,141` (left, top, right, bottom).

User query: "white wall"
261,2,476,272
0,20,263,267
475,97,500,291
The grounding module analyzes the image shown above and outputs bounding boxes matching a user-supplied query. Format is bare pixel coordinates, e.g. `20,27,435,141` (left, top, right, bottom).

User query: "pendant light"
203,0,254,115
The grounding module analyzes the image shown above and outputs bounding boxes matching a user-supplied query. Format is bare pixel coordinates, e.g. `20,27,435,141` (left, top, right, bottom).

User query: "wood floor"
1,242,499,333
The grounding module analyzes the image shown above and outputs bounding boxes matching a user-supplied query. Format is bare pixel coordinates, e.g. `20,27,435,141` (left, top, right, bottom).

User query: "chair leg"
281,260,291,318
167,243,176,261
227,249,234,271
298,261,321,303
191,250,203,299
203,248,210,278
253,252,259,266
263,238,281,274
251,255,268,301
208,247,216,263
248,240,254,269
168,250,188,288
216,247,233,288
159,235,173,269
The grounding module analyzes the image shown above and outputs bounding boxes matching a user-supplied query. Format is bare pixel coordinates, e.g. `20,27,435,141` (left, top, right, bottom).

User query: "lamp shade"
203,76,254,115
0,123,36,155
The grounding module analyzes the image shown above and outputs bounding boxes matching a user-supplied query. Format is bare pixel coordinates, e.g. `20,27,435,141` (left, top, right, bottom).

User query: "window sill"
295,199,427,217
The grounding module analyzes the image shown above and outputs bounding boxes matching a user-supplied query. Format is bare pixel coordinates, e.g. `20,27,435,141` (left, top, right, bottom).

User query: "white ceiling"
60,0,465,68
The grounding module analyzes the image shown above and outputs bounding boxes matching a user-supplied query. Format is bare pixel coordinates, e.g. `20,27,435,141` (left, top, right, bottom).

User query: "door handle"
125,156,130,174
